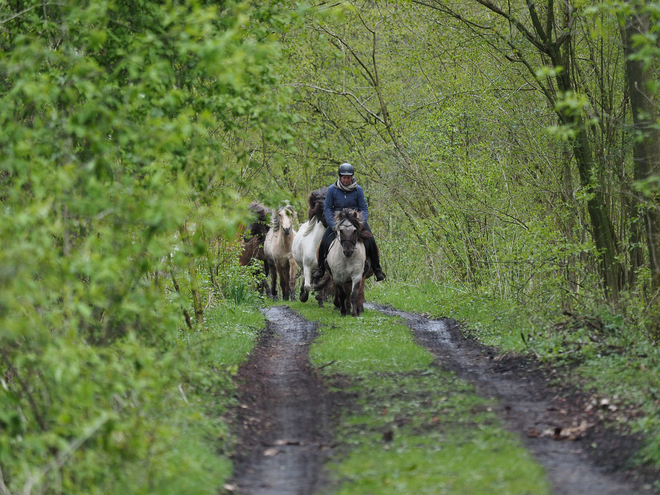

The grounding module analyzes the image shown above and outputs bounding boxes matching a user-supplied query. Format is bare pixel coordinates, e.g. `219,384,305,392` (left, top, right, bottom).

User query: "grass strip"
289,300,551,494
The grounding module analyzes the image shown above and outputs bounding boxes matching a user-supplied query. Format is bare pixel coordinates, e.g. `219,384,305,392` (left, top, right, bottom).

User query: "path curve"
369,303,650,495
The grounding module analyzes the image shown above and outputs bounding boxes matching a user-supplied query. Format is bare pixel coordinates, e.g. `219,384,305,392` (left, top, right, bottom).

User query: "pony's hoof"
300,291,309,303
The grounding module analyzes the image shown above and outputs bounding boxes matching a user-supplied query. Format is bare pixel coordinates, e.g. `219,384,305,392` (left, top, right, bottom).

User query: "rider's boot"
366,238,386,282
312,252,326,283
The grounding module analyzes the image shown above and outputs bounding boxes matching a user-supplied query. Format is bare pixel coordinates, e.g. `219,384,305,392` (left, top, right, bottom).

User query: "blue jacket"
324,183,368,228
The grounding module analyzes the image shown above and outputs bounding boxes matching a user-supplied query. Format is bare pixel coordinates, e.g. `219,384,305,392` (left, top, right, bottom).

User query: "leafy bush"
0,0,291,492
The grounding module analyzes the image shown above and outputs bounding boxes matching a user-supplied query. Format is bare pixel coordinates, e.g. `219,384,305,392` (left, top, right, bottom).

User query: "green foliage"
0,0,290,492
0,300,262,493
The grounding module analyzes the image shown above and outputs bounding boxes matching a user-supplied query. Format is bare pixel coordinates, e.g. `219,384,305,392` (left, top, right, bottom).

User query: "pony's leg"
300,265,311,303
262,260,273,298
300,278,309,302
336,284,347,316
351,279,361,317
268,260,278,300
288,259,297,301
279,267,289,301
357,277,366,315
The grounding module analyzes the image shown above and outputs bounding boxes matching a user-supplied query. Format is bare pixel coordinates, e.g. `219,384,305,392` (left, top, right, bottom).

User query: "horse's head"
335,209,362,257
273,204,296,235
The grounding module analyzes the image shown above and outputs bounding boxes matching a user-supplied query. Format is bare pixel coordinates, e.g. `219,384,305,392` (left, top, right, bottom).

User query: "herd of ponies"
238,188,376,317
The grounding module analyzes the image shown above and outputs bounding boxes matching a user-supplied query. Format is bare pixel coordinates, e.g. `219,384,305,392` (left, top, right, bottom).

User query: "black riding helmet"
338,163,354,176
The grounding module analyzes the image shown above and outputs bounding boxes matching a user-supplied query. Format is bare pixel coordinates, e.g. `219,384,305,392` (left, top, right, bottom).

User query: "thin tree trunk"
621,9,660,290
571,121,624,299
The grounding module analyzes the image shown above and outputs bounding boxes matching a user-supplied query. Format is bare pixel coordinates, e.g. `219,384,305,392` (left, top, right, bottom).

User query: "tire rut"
369,303,650,495
230,306,331,495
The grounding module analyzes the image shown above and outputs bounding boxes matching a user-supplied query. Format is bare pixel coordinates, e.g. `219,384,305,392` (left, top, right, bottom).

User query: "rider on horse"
312,163,386,283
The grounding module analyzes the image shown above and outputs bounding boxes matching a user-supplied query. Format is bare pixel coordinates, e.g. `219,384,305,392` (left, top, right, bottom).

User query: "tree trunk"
571,121,624,299
548,38,625,300
621,9,660,290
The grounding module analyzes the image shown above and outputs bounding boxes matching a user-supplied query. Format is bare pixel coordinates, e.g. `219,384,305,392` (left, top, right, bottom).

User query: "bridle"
336,218,358,248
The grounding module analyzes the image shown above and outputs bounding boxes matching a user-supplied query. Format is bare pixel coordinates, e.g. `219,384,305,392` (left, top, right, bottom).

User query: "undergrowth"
0,301,261,494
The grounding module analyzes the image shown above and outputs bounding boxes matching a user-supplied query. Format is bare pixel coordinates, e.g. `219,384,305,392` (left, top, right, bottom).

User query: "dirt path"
230,304,653,494
370,303,651,495
230,306,332,495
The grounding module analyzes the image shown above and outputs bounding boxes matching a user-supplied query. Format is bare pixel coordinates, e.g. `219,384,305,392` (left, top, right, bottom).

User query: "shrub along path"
229,303,650,494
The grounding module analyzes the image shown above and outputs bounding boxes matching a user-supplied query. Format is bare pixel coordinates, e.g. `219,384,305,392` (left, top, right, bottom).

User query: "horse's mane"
307,186,328,226
245,202,271,240
271,203,295,232
333,208,373,240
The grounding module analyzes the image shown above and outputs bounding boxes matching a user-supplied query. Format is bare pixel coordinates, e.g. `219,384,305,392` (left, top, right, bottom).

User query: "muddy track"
230,306,332,495
230,303,654,494
370,303,652,495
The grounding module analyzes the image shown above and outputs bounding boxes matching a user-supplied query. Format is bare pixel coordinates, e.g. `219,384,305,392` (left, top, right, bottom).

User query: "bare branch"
527,0,547,41
290,83,386,125
0,3,65,26
0,466,12,495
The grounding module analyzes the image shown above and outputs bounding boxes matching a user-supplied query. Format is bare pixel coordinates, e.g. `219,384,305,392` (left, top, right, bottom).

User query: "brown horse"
239,202,272,296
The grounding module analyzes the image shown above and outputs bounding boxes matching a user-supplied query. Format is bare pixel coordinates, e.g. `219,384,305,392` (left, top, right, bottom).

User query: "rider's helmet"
338,163,355,176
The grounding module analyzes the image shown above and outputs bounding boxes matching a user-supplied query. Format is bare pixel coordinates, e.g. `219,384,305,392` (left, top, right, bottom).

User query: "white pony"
292,187,328,303
326,208,372,316
264,204,297,301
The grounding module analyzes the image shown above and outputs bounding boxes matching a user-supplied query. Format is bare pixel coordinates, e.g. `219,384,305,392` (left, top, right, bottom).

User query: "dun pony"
325,208,372,316
264,204,297,301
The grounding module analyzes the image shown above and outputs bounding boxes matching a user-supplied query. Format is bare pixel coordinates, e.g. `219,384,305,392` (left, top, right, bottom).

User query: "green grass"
202,302,264,370
288,300,552,494
367,281,529,351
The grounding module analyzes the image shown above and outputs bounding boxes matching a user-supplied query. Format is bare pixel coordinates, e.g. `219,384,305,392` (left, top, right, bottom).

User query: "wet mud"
230,306,332,495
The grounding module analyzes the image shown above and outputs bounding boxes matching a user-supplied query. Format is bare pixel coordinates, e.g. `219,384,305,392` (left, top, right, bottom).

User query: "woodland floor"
228,304,657,495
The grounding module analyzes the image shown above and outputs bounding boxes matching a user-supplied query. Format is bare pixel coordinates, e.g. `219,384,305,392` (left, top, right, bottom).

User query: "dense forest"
1,0,659,492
